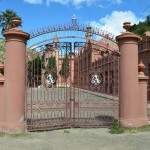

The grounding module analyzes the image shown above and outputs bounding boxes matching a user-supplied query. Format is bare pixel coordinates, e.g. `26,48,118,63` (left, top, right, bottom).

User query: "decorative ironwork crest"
29,17,116,43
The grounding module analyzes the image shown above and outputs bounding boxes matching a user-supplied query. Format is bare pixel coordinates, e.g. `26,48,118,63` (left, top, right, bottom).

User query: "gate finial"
138,60,146,76
11,17,22,28
72,14,77,26
72,14,76,20
123,22,131,32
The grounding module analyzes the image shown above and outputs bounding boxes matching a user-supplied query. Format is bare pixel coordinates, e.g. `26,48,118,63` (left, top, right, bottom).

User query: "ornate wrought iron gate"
26,41,119,131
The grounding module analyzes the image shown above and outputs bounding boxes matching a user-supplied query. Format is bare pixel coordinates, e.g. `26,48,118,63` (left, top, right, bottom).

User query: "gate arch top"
29,16,116,43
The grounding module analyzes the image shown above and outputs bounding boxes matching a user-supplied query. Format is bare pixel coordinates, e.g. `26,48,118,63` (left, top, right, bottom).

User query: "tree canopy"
0,9,21,33
27,55,42,86
130,15,150,36
46,56,57,80
59,56,70,79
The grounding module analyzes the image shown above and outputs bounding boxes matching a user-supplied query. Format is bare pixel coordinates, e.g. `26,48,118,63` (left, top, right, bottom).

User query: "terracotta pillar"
116,22,147,127
138,60,149,124
3,23,30,133
0,63,5,131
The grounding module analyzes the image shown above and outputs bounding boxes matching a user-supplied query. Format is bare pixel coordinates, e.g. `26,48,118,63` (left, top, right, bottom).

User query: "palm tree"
0,9,21,33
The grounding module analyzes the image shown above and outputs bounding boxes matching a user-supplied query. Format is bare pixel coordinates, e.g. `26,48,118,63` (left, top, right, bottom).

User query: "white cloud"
46,0,97,6
108,0,122,4
24,0,122,6
98,4,105,8
24,0,43,4
90,11,144,36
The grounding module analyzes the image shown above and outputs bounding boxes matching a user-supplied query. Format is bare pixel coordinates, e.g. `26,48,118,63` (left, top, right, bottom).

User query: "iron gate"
26,41,119,131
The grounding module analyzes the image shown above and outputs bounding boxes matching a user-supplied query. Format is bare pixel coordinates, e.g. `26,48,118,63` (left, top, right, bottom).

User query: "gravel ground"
0,128,150,150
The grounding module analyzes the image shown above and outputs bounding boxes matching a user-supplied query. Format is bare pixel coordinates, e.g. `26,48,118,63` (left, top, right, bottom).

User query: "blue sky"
0,0,149,36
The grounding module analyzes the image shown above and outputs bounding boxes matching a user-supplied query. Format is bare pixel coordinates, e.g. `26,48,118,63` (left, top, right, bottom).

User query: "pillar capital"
116,22,141,44
116,32,141,43
138,75,149,82
0,77,4,86
3,28,30,42
0,78,4,85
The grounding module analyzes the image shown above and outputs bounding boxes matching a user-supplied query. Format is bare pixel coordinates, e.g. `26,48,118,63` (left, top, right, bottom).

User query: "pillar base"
120,117,149,128
0,122,26,134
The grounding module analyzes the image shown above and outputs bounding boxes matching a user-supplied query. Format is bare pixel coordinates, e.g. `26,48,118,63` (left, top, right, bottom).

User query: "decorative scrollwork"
29,18,116,43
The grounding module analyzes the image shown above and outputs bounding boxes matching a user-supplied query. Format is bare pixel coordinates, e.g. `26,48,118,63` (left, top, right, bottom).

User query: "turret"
53,33,58,43
86,23,92,42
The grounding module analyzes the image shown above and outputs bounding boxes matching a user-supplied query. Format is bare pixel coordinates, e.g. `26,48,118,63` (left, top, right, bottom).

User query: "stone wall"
138,31,150,100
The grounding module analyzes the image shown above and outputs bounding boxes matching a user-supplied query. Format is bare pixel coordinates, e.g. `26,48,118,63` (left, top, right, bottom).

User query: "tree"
130,15,150,36
46,56,57,83
27,55,42,87
0,9,21,33
59,56,70,79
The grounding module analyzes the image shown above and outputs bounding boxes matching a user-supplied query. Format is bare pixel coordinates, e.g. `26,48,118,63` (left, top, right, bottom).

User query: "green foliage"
9,132,30,137
33,55,42,76
27,54,57,86
59,56,69,79
46,56,57,80
124,125,150,133
27,55,42,86
0,9,21,33
0,132,5,137
0,38,5,63
130,15,150,35
109,119,124,134
109,120,150,134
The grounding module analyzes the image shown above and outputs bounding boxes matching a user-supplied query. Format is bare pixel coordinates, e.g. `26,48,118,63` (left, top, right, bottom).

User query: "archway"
26,17,120,131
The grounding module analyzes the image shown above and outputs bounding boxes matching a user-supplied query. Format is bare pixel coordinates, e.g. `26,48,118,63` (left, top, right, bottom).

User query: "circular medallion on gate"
91,74,102,85
45,73,56,88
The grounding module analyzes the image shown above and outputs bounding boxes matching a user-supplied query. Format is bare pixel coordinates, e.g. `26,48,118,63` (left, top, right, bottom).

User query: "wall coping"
138,75,149,80
0,77,5,83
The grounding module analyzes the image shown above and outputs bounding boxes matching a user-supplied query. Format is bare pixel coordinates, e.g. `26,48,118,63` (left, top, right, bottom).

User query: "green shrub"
64,130,70,133
109,119,124,134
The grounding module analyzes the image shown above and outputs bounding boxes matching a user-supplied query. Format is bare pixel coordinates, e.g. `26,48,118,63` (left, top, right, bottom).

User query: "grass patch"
8,132,30,138
124,125,150,133
0,132,5,137
64,130,70,133
109,119,150,134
